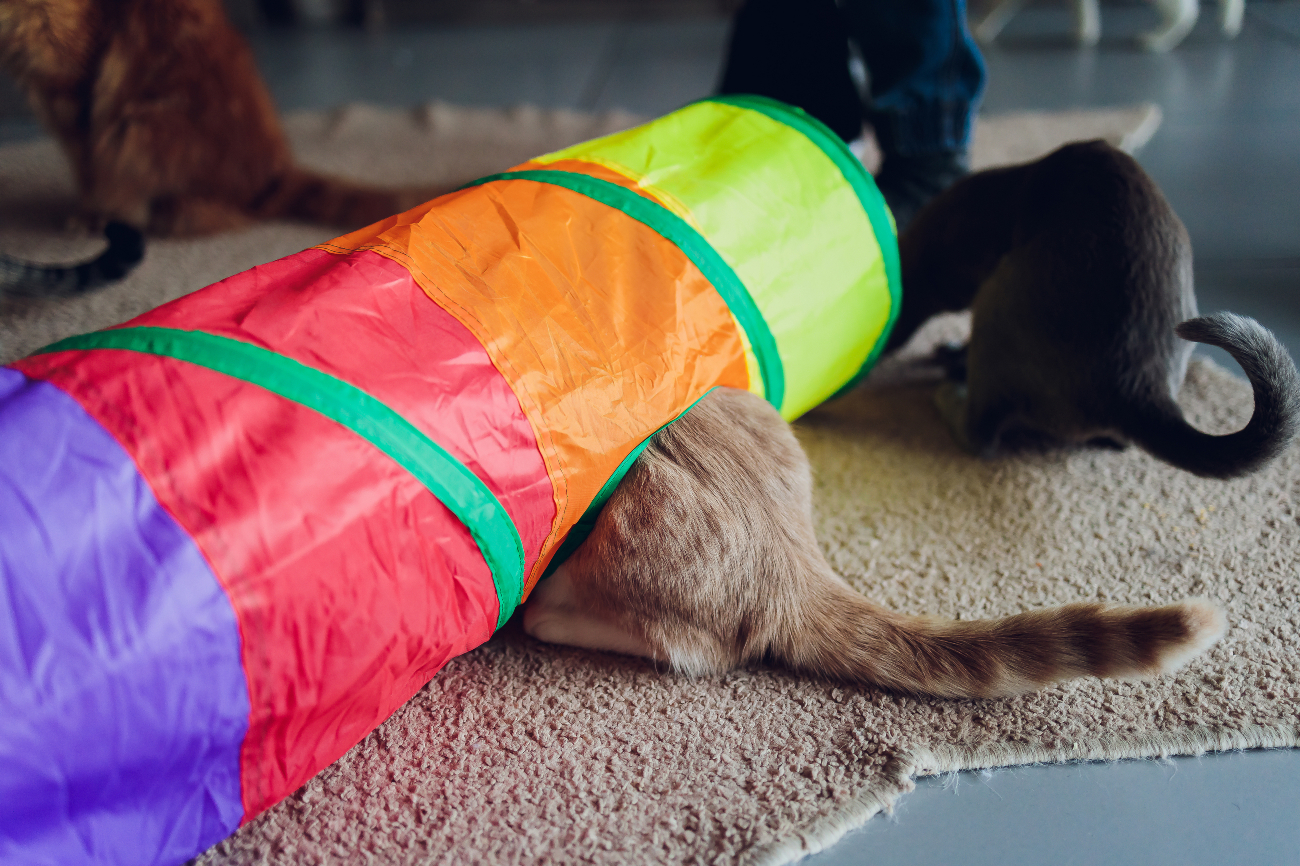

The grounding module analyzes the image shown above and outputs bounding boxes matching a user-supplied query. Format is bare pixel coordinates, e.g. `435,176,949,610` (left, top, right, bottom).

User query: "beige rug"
3,103,1295,865
0,101,1164,361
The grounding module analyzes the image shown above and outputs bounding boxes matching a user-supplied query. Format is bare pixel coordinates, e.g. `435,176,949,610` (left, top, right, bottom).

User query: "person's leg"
717,0,987,229
844,0,985,159
716,0,864,143
843,0,988,228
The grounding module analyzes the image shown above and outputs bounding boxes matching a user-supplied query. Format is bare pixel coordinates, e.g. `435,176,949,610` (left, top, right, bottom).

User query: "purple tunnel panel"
0,367,250,866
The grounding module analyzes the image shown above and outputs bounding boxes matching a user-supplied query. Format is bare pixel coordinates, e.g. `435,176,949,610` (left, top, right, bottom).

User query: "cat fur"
524,386,1226,699
891,140,1300,480
0,0,446,239
523,142,1287,698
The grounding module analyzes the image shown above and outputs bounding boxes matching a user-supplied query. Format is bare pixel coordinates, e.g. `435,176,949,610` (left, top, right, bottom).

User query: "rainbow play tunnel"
0,96,897,865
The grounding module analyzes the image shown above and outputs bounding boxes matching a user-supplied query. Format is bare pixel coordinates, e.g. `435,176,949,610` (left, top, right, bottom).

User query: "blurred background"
4,0,1291,342
1,1,1296,863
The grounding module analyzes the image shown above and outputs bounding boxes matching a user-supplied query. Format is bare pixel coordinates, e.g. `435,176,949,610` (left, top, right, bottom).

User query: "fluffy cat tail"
780,586,1225,699
1127,312,1300,479
0,222,143,298
254,167,449,229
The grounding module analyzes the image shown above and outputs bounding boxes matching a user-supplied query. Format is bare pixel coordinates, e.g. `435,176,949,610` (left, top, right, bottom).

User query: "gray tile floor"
2,3,1297,863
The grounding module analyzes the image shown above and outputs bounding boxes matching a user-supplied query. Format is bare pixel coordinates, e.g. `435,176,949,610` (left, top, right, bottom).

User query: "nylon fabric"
536,97,897,419
463,170,784,411
540,387,719,581
320,179,751,592
707,94,903,393
13,344,502,821
0,367,249,865
70,248,554,622
514,158,672,206
511,158,768,394
37,326,525,630
0,95,900,865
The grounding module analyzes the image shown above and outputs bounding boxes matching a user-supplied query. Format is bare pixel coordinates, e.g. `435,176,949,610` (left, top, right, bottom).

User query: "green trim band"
464,169,786,413
540,387,717,580
706,94,903,396
37,327,526,630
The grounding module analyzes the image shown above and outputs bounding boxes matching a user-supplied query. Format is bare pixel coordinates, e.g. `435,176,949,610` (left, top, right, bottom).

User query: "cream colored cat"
523,386,1227,699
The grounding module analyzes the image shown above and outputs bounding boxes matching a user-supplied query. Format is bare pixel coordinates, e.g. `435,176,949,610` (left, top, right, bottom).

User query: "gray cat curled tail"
1,222,144,298
893,139,1300,479
1137,313,1300,478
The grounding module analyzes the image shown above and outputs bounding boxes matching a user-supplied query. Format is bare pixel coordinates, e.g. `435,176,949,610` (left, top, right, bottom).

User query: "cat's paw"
934,381,974,450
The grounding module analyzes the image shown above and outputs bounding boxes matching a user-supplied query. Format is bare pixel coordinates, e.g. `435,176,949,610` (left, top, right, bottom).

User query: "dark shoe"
874,150,968,232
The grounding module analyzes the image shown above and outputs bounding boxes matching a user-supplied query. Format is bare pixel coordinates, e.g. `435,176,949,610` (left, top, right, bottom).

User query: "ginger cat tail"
777,583,1226,699
250,168,442,230
525,387,1227,701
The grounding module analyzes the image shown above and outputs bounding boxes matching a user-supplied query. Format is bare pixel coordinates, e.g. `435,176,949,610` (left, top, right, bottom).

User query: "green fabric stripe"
539,387,716,581
706,94,903,395
36,327,525,630
464,170,786,412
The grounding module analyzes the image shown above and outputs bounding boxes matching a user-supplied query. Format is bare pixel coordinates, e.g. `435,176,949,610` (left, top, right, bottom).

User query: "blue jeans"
718,0,987,157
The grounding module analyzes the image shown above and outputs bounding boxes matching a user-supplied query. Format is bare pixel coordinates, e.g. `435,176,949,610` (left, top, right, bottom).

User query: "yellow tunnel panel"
537,98,897,420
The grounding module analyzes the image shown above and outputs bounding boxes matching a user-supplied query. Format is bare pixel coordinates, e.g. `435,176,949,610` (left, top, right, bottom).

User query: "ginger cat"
524,386,1226,699
0,0,445,237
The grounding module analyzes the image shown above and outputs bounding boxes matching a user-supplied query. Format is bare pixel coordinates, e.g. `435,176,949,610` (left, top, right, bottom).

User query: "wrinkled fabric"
322,180,751,589
324,98,897,592
535,98,894,420
13,253,520,819
127,248,556,575
0,368,248,865
0,96,897,866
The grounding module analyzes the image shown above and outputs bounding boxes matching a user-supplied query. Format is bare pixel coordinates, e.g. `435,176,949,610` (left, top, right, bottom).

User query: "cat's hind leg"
521,386,820,676
72,187,150,236
941,256,1083,456
521,387,1225,698
934,379,1018,457
521,560,660,662
930,341,969,382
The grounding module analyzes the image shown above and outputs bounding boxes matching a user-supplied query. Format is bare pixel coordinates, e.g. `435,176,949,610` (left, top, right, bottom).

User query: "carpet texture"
2,102,1294,865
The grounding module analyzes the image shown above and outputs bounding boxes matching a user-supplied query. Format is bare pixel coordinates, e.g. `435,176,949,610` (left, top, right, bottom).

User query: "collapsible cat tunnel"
0,96,898,866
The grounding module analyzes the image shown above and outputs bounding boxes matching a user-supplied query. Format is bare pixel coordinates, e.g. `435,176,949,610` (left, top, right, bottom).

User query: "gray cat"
892,139,1300,478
